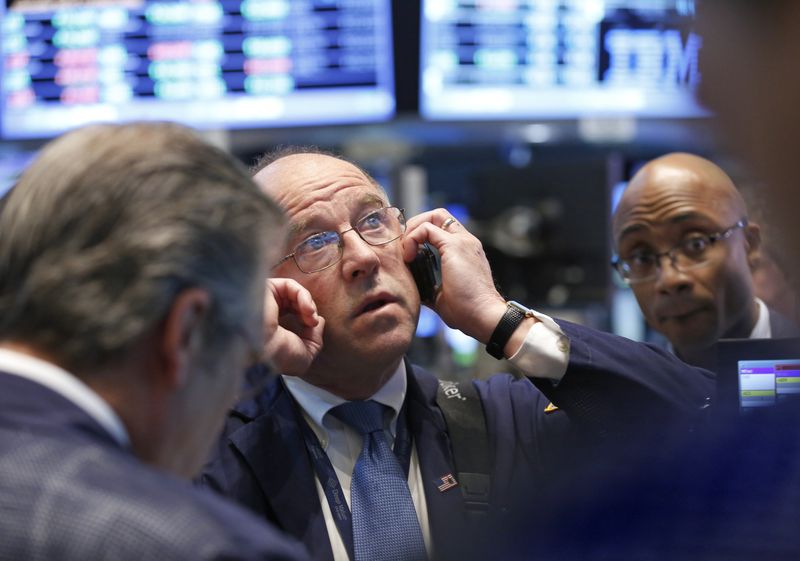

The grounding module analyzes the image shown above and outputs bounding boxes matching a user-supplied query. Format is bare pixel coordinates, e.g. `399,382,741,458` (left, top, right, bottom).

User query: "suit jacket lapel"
226,365,472,561
228,383,334,561
405,362,469,557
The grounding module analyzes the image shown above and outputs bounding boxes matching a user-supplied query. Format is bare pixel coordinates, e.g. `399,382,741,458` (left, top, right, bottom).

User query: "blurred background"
1,0,755,378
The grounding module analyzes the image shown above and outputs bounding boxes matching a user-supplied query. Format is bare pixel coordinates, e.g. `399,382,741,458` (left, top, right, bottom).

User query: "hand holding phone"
403,209,508,342
408,242,442,306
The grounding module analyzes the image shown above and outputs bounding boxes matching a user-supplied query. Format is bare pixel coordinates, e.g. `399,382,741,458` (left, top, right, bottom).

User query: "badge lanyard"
287,385,413,561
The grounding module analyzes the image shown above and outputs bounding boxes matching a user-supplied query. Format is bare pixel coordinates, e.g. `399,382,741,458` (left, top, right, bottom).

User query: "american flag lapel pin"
437,473,458,492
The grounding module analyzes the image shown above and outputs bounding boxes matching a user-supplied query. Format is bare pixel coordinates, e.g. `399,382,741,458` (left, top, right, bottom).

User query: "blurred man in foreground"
697,0,800,281
0,123,308,561
612,153,798,369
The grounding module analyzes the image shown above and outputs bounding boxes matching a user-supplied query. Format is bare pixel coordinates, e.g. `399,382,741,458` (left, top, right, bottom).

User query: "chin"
672,331,719,353
328,321,414,360
366,328,416,360
376,327,416,354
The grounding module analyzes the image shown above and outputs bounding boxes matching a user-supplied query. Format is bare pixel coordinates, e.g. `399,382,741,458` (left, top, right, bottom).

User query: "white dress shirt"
0,348,129,446
750,297,772,339
283,364,432,561
283,311,569,561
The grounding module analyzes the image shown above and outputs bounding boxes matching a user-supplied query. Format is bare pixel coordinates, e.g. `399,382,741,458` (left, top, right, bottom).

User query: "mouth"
354,293,399,318
657,306,707,324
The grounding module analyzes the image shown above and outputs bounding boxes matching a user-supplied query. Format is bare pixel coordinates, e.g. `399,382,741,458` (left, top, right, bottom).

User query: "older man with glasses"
612,152,800,370
200,147,716,561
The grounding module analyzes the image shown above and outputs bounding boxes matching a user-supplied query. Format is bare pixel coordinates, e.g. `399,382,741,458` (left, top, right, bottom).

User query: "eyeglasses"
612,218,748,284
274,206,406,274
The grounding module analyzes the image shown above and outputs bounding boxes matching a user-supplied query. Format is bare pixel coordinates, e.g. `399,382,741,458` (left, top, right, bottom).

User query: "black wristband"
486,301,533,360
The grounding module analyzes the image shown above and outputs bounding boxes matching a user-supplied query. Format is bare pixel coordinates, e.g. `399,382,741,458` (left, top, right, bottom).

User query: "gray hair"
251,145,388,198
0,122,285,372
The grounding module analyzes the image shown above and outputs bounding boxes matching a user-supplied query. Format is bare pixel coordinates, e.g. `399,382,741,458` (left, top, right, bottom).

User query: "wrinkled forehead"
253,153,387,218
613,170,744,242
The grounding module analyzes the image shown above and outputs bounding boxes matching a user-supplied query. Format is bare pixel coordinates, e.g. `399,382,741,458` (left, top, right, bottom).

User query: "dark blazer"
769,305,800,338
508,381,800,561
199,320,715,561
500,315,800,561
0,370,309,561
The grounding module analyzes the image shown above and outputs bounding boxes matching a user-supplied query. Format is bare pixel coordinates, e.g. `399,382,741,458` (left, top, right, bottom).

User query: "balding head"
254,150,384,201
611,153,761,366
250,147,419,397
613,153,746,243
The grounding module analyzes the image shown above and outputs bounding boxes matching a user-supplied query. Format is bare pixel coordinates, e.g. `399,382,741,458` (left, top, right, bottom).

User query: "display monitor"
1,0,395,139
420,0,705,120
717,338,800,416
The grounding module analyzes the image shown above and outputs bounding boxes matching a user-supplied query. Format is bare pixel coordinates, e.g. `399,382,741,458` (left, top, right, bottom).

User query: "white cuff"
507,310,570,382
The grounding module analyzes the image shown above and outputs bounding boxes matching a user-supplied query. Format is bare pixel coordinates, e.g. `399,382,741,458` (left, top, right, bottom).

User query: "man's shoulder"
229,365,285,423
0,428,305,561
767,306,800,338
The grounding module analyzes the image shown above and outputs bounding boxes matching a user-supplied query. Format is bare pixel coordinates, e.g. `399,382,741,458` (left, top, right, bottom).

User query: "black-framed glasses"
274,206,406,274
612,218,748,284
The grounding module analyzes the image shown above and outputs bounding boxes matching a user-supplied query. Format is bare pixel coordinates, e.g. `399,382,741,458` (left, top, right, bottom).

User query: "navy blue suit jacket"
768,306,800,338
199,320,715,561
507,384,800,561
0,370,309,561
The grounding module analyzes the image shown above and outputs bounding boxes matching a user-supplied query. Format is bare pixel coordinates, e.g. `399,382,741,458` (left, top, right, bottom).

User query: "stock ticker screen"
1,0,395,138
420,0,705,120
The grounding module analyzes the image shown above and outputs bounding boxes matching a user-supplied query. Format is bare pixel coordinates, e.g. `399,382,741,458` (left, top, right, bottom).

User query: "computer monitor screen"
420,0,705,120
2,0,395,139
717,338,800,415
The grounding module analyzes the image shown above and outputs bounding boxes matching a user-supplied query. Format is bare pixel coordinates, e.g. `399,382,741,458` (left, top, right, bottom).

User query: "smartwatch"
486,300,534,360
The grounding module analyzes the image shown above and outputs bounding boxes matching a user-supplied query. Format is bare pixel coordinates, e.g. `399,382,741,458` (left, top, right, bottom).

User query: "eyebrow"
286,193,388,238
618,211,714,241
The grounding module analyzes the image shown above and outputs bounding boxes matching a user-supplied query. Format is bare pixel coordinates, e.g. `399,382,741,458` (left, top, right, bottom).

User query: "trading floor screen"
2,0,395,138
421,0,704,119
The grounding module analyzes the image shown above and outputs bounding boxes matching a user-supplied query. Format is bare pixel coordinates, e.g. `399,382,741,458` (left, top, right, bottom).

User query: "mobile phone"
408,242,442,306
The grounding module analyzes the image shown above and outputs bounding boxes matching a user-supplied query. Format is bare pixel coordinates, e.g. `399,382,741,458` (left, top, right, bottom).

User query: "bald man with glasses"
199,147,718,561
612,153,800,370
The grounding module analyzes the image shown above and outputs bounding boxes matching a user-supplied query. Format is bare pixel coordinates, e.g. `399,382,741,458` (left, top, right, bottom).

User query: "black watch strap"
486,301,533,360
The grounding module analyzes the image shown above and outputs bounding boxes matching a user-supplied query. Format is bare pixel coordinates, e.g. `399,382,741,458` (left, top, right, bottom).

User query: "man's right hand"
263,278,324,376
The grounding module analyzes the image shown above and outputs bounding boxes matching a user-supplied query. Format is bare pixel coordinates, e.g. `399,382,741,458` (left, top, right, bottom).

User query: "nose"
654,252,693,295
340,229,380,280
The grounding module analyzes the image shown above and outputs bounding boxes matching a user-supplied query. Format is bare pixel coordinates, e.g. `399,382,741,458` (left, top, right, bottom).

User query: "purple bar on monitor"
740,368,776,374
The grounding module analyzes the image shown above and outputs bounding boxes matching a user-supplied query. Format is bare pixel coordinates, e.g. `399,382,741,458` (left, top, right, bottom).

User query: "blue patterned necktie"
331,400,428,561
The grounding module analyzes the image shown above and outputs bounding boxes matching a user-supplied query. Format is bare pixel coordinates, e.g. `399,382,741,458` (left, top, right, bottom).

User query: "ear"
160,288,211,390
744,221,762,270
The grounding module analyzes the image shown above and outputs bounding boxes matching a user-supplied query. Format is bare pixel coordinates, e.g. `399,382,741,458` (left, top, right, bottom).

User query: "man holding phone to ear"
199,147,714,561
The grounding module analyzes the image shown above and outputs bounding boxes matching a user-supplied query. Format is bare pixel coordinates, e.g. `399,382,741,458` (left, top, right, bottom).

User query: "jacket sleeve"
531,319,716,439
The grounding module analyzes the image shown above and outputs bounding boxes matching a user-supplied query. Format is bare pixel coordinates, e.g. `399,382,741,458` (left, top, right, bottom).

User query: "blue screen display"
2,0,395,139
420,0,705,119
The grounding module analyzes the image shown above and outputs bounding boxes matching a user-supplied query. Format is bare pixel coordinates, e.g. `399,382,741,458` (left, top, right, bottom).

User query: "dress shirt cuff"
507,310,570,382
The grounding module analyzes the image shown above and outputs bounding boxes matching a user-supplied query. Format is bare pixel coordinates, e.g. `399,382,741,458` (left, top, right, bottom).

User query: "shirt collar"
0,348,130,446
667,297,772,355
282,360,407,443
749,297,771,339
